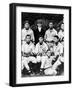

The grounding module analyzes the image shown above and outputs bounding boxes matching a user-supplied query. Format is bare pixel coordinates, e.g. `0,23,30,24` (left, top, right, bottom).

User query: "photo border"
9,3,71,87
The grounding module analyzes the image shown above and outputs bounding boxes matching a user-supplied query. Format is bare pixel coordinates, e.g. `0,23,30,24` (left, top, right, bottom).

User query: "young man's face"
61,24,64,30
49,22,53,29
24,23,30,29
26,36,31,43
39,37,43,44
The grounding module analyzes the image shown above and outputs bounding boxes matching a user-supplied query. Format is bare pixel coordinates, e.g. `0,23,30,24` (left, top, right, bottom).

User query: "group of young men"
21,20,64,76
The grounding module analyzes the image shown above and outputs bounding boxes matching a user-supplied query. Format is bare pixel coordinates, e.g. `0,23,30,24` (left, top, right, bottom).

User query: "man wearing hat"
33,19,46,44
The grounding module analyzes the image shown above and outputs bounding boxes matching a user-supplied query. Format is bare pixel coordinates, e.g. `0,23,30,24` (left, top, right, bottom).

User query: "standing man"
33,20,46,44
58,23,64,41
21,21,35,44
44,21,57,47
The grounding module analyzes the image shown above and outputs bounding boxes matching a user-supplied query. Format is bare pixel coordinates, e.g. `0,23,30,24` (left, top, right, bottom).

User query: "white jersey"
21,28,34,41
22,41,35,53
53,42,64,56
35,42,48,55
44,28,57,41
58,30,64,40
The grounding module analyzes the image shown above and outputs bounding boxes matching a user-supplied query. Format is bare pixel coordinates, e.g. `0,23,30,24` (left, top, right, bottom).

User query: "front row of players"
22,35,64,76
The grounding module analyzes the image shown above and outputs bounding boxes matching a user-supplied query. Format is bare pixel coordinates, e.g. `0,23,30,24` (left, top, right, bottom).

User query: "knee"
37,56,41,62
30,57,37,63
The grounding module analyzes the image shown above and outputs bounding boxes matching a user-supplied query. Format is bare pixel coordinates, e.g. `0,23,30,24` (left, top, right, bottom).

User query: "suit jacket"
33,27,46,44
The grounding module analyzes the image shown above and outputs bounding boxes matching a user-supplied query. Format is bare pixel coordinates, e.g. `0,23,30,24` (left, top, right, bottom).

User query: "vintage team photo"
21,12,64,77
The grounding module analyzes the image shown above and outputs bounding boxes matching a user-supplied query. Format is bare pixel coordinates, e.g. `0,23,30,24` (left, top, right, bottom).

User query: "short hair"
24,20,30,25
54,35,59,40
26,35,31,38
49,21,53,24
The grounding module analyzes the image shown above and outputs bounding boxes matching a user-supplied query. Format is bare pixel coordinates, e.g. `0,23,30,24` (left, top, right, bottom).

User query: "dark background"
21,12,63,30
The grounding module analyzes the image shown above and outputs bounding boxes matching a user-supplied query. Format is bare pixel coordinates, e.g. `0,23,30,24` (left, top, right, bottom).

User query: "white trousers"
37,56,48,69
22,56,37,70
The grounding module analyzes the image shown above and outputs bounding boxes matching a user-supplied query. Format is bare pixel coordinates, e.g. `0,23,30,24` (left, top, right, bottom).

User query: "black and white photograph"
10,3,71,86
21,13,64,77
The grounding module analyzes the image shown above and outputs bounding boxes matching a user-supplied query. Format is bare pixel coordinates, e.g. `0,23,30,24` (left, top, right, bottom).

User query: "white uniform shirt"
53,42,64,56
22,42,35,53
44,28,57,41
21,28,34,41
58,30,64,40
35,42,48,54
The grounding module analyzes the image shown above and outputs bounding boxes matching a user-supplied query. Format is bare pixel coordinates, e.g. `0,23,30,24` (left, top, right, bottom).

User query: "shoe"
27,70,31,75
40,68,44,75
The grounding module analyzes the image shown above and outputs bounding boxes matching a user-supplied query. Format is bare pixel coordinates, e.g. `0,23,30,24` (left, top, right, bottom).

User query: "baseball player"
44,35,64,76
52,36,64,74
35,36,48,74
44,22,57,43
21,35,36,74
44,43,57,76
21,21,35,45
58,23,64,41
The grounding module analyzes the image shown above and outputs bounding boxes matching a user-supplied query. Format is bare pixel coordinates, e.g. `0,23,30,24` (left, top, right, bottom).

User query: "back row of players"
21,20,64,75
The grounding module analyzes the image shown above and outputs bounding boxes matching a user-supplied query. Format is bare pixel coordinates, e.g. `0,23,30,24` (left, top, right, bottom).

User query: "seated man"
52,38,64,75
21,35,36,74
44,43,57,76
35,36,48,74
44,36,64,76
